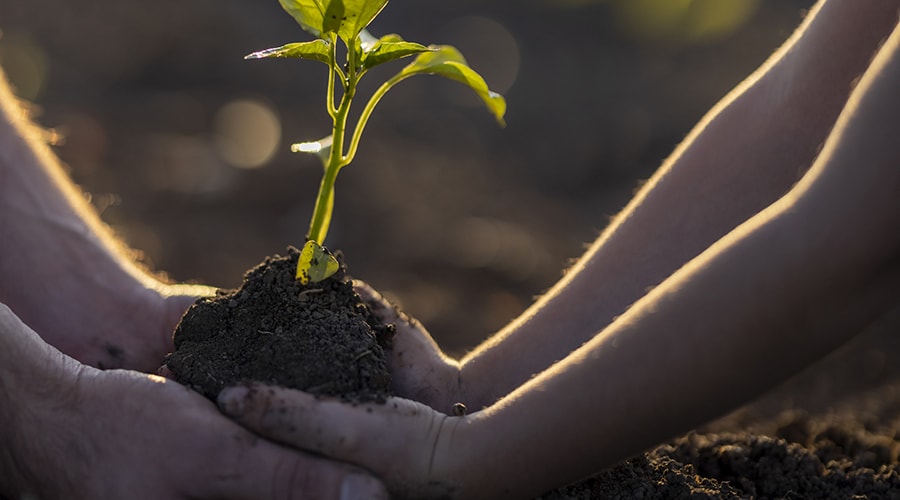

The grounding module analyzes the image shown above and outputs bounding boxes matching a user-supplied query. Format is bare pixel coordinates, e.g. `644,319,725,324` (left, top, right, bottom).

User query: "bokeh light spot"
214,98,282,169
682,0,761,42
613,0,759,44
615,0,693,40
0,30,49,101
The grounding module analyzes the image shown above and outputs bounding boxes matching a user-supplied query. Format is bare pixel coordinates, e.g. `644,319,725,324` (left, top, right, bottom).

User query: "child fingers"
218,383,440,464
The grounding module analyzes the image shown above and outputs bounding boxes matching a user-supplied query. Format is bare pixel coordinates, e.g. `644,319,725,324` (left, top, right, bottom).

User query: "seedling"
247,0,506,284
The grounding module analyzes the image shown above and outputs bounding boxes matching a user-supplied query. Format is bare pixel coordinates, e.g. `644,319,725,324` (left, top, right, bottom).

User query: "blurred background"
1,0,818,355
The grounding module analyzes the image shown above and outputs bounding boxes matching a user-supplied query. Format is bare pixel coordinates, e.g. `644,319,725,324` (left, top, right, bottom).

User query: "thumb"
161,283,216,323
157,283,216,351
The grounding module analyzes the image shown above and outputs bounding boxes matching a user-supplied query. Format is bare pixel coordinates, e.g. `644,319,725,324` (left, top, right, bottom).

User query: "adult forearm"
0,68,157,284
459,0,900,409
0,69,177,367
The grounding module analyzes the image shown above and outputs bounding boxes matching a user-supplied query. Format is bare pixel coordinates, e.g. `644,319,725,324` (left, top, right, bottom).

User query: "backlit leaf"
396,45,506,126
279,0,388,43
361,34,433,72
331,0,389,43
291,135,333,162
278,0,327,37
244,40,331,64
296,240,340,284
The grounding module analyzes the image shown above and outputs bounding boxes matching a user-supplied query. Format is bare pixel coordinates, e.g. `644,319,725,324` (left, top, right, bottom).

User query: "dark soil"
164,247,393,402
540,413,900,499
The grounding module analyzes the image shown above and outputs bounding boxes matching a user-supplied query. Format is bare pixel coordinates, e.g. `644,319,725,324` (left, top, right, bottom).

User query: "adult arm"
0,302,386,499
0,68,210,372
219,17,900,498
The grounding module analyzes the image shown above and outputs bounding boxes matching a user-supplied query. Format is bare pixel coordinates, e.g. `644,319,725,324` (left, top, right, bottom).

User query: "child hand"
218,383,475,499
353,280,465,413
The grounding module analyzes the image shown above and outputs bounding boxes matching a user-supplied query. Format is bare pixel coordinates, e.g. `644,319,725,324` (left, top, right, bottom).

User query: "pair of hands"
6,278,460,499
217,284,479,499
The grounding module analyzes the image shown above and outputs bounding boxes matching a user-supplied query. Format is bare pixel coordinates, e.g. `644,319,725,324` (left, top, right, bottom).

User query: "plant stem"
307,160,337,244
326,36,337,120
307,37,358,245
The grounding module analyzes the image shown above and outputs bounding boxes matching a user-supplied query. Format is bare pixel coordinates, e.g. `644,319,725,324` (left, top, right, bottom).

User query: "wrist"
428,413,497,499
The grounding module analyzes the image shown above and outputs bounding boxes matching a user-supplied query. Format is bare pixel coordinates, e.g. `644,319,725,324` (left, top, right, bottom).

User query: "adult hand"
37,278,215,374
0,304,387,499
353,280,464,413
0,67,215,375
219,384,474,499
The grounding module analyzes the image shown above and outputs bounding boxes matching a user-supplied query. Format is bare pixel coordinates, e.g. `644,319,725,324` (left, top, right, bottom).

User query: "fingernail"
218,386,249,417
341,473,387,500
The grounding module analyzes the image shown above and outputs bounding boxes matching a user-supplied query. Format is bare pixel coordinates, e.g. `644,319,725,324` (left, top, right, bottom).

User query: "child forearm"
458,0,900,410
460,20,900,496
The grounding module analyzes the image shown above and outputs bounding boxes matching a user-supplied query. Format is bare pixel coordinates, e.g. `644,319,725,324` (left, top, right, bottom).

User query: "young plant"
247,0,507,284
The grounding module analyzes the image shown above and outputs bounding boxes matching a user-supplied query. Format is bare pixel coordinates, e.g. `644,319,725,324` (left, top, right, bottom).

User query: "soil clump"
165,247,393,402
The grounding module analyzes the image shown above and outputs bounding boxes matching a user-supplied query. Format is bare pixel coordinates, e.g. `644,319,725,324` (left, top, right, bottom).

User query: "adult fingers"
203,426,388,500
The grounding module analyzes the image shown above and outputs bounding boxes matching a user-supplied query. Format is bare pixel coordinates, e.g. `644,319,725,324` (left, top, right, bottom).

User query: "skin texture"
219,1,900,498
455,0,900,411
0,70,387,498
0,304,387,499
0,69,210,373
353,281,461,411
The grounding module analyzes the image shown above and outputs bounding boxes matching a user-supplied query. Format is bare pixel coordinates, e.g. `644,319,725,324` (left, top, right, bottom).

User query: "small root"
352,349,373,363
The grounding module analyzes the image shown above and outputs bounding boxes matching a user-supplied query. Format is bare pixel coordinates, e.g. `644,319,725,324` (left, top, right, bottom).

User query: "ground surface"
3,0,900,497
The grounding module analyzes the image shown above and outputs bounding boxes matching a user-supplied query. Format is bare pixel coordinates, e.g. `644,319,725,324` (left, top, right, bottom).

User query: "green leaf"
398,45,506,126
361,34,434,72
279,0,388,43
278,0,327,37
332,0,389,43
244,39,331,64
296,240,339,284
